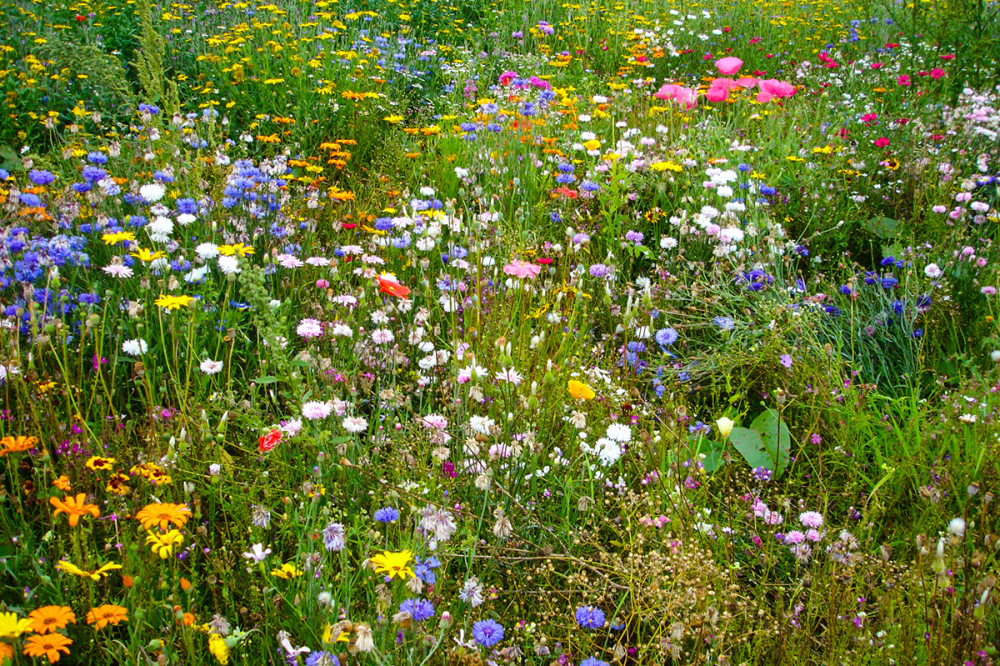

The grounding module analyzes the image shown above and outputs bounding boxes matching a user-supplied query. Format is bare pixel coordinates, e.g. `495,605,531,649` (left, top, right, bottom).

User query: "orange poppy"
28,606,76,634
49,494,100,527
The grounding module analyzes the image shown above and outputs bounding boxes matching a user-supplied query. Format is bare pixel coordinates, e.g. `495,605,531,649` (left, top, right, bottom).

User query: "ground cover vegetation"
1,0,1000,662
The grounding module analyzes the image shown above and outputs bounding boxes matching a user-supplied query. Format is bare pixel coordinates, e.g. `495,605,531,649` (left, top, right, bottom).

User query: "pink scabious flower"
297,318,324,338
503,259,542,279
715,56,743,75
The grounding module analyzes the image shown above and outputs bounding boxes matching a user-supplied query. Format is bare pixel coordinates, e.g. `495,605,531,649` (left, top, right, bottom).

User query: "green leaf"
729,427,773,472
750,408,791,477
862,216,899,240
251,375,279,384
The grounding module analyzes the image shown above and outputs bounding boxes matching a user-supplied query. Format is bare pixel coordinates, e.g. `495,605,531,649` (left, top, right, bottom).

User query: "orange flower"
0,435,38,455
86,604,128,630
378,276,411,298
0,642,13,663
49,494,100,527
567,380,596,400
22,633,72,662
53,475,72,491
135,502,192,531
28,606,76,634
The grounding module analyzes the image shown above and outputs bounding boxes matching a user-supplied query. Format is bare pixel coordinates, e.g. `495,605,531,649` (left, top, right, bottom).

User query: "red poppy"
75,14,87,21
536,258,553,265
342,223,358,230
554,186,578,199
378,277,411,298
258,428,282,453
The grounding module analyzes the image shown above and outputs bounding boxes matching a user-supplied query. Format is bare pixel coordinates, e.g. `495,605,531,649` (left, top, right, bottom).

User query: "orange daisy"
28,606,76,634
86,604,128,630
0,435,38,455
135,502,192,531
22,633,72,662
49,494,100,527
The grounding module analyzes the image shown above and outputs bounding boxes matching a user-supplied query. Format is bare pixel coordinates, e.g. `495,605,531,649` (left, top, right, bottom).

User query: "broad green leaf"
730,427,772,472
750,408,791,477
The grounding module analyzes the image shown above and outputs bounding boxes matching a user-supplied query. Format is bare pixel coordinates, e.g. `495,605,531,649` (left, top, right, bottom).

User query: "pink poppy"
756,79,796,103
503,260,542,279
499,70,518,86
654,84,681,101
715,57,743,75
706,78,738,102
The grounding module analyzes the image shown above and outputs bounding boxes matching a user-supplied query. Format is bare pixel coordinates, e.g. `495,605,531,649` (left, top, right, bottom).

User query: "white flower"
184,266,209,283
242,543,271,562
200,359,224,375
302,401,334,420
218,255,241,275
495,367,523,385
342,416,369,433
176,213,196,226
595,437,621,465
924,263,943,278
196,242,220,260
606,423,632,442
330,323,353,337
139,183,165,202
370,329,394,344
147,216,174,243
469,416,495,435
122,338,148,356
948,517,966,537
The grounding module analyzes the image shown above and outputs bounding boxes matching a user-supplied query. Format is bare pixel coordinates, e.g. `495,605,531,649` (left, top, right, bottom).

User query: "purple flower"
581,658,610,666
472,619,505,647
575,606,605,629
399,598,435,622
780,354,793,369
322,522,345,551
374,507,399,523
589,263,610,278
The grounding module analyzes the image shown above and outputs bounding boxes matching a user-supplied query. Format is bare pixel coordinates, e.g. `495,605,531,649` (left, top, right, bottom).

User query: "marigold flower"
136,502,192,531
53,475,72,491
22,633,72,662
86,604,128,630
50,493,100,527
0,611,33,640
28,606,76,634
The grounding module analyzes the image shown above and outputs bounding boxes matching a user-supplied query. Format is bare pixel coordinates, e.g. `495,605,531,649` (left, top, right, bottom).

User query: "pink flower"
755,79,796,103
940,53,955,60
930,68,946,79
503,260,542,279
653,84,697,109
874,137,890,148
706,78,738,102
897,75,911,86
499,70,518,86
715,56,743,75
861,113,878,125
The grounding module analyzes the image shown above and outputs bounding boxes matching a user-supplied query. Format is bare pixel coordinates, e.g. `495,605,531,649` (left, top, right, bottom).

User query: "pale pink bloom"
302,401,333,420
799,511,824,528
422,414,448,430
370,329,395,344
495,367,524,385
200,359,224,375
277,254,304,269
103,264,134,279
342,416,369,433
715,57,743,75
503,260,542,279
297,318,324,339
756,79,796,103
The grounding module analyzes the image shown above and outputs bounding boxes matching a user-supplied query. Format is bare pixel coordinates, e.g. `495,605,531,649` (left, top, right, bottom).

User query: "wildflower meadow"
1,0,1000,662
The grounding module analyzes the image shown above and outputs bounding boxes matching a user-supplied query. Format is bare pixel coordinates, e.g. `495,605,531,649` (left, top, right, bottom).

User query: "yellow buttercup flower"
130,247,167,262
146,530,185,559
102,231,135,245
55,560,122,580
270,563,303,579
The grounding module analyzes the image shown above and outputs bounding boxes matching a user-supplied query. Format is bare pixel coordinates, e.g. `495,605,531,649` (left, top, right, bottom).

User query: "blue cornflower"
880,277,898,289
713,316,735,331
413,555,440,584
655,327,678,347
575,606,605,629
374,507,399,523
305,651,339,666
399,598,435,622
472,619,505,647
581,658,610,666
87,151,108,165
28,169,55,185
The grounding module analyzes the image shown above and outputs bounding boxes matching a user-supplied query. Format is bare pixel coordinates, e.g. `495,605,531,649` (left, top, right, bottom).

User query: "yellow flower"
50,493,100,527
154,294,195,310
0,612,33,640
130,247,167,262
55,560,122,580
567,380,595,400
102,231,135,245
383,114,404,124
582,139,601,151
208,633,229,664
650,160,683,172
218,243,254,257
146,530,185,559
270,563,303,579
85,456,116,471
370,549,414,580
716,417,735,439
136,502,192,531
